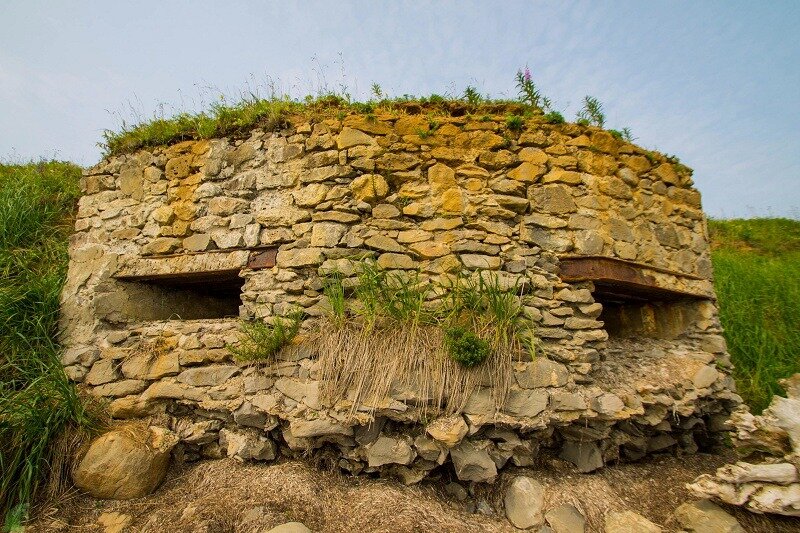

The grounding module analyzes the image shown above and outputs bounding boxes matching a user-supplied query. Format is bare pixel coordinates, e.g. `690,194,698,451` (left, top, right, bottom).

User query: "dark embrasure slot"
115,269,244,321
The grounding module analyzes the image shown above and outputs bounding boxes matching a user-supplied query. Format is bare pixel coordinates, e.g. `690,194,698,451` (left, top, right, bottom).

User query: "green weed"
576,95,605,128
228,311,304,363
444,326,490,367
463,85,483,106
506,114,524,131
544,111,565,124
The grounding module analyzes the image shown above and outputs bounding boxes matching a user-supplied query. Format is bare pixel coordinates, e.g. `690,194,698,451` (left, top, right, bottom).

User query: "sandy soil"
28,450,799,533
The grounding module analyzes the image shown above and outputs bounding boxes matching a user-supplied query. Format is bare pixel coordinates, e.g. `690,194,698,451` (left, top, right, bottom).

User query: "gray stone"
529,185,577,214
289,418,352,438
591,393,625,416
674,500,744,533
560,441,604,473
233,402,272,429
550,391,587,411
451,441,497,482
219,428,276,462
445,482,468,501
367,437,415,467
573,230,604,254
92,379,147,398
692,365,719,389
310,223,346,247
517,359,569,388
177,365,239,387
504,476,545,529
85,359,118,386
504,389,549,418
545,503,585,533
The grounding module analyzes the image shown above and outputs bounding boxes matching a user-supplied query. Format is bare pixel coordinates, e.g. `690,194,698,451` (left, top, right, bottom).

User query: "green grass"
709,218,800,412
101,92,534,157
321,262,535,364
228,311,304,363
0,162,99,529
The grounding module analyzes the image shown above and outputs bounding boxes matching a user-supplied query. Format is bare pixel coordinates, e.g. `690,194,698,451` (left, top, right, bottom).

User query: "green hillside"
0,162,98,529
709,218,800,412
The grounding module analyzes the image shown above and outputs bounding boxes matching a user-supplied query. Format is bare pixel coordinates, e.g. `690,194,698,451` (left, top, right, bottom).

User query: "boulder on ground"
504,476,545,529
73,424,178,499
674,500,745,533
604,510,661,532
545,503,585,532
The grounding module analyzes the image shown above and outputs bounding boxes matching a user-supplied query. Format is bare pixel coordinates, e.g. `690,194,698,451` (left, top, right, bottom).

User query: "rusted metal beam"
247,248,278,270
558,256,708,301
559,254,703,280
115,269,242,286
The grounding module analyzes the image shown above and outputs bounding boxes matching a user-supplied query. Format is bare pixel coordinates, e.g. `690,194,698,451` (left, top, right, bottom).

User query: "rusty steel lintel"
558,256,708,301
115,268,243,287
247,248,278,270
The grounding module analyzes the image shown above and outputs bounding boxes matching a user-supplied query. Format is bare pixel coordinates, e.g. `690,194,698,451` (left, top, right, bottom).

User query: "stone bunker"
60,111,741,483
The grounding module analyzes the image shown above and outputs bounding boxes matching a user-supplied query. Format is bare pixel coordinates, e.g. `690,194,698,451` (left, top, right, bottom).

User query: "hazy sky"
1,1,798,218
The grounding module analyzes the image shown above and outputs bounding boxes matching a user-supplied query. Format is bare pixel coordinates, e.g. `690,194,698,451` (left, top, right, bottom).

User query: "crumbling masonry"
60,111,741,482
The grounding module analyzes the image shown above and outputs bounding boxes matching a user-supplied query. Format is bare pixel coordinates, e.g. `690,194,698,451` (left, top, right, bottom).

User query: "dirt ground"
28,450,799,533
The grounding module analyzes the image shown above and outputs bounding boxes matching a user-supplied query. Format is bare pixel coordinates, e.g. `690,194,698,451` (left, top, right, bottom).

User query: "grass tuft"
315,262,531,417
0,162,102,528
228,311,304,363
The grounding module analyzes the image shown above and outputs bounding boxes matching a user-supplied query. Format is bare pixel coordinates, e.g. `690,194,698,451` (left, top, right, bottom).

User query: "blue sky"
1,1,798,218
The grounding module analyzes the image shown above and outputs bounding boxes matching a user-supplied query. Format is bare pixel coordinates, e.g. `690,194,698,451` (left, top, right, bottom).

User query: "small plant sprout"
444,326,490,367
463,85,482,106
544,111,565,124
506,114,524,132
228,310,304,363
621,127,634,142
576,95,606,128
370,83,383,100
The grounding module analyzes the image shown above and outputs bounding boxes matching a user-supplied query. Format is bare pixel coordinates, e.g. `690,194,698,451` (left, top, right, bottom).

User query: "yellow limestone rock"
73,425,178,499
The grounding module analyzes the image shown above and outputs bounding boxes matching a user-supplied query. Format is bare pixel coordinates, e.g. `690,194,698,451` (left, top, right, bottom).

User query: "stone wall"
60,112,740,483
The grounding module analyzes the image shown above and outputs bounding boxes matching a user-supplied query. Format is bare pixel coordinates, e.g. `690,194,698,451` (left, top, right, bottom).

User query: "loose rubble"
688,374,800,516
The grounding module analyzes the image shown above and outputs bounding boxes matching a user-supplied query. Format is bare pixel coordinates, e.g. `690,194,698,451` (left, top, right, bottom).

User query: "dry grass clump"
316,263,536,419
